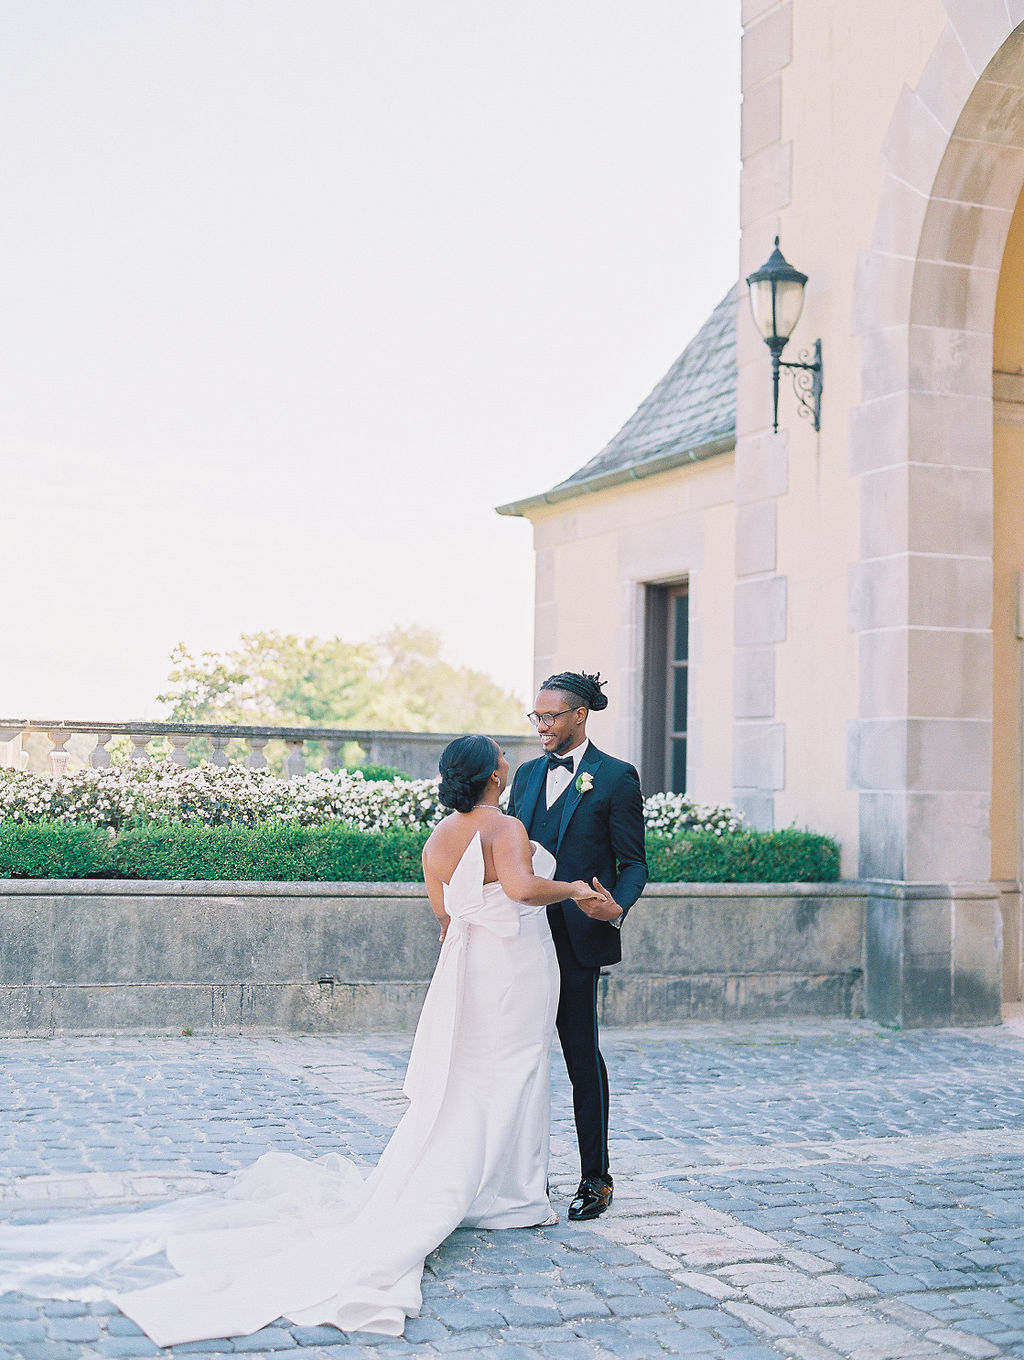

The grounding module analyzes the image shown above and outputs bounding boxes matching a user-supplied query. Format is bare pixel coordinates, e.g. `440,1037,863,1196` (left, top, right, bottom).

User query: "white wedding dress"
0,835,560,1344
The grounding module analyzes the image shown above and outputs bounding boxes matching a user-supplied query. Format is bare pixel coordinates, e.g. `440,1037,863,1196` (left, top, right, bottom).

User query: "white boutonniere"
576,771,594,795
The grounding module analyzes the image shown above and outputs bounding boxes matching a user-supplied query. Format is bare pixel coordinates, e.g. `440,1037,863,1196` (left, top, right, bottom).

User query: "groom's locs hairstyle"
541,671,609,714
437,735,500,814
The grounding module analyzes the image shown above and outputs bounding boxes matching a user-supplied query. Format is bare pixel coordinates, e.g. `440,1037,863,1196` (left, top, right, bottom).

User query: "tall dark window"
642,582,689,793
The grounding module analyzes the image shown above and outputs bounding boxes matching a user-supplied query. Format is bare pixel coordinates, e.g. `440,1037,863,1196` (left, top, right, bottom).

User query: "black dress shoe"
568,1174,613,1221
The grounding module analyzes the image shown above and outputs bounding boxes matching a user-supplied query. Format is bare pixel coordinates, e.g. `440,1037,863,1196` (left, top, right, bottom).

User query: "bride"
0,735,596,1345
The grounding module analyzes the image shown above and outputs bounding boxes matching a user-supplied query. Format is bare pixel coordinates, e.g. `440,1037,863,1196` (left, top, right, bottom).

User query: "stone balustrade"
0,720,537,781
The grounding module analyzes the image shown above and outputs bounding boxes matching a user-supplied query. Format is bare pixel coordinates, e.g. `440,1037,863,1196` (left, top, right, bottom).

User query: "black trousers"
547,905,610,1180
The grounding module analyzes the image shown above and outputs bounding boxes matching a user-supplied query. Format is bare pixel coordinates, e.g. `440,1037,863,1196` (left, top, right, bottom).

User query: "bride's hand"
437,914,451,943
568,880,599,902
575,876,623,923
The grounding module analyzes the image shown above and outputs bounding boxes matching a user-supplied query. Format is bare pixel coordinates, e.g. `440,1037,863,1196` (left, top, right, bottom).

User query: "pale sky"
3,0,740,719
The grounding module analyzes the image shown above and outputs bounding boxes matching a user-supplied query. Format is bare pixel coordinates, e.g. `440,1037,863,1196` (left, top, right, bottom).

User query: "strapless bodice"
442,836,556,930
480,881,546,919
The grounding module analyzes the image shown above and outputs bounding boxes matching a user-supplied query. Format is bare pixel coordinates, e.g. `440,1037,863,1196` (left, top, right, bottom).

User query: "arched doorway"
993,187,1024,1005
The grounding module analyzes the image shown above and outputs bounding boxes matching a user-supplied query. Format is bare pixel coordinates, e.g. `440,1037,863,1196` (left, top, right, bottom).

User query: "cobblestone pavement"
4,1017,1024,1359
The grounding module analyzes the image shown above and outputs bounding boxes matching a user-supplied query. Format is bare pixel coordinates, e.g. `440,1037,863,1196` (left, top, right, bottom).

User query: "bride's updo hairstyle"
540,670,609,713
437,734,500,814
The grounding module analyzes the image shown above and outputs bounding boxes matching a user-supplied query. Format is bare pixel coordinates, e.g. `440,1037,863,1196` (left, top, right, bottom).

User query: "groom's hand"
575,876,623,924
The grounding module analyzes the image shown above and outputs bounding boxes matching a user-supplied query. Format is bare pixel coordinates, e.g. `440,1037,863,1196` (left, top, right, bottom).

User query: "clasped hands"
568,876,623,923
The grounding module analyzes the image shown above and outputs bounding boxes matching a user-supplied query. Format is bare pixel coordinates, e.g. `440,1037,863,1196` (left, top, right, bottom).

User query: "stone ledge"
0,878,426,897
0,880,865,1034
0,878,1007,1033
0,878,866,898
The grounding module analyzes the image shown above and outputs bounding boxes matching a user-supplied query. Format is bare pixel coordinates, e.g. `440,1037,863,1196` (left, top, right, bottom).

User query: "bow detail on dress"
441,832,520,940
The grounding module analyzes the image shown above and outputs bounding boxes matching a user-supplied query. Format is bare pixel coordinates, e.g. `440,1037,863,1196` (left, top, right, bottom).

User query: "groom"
508,670,647,1221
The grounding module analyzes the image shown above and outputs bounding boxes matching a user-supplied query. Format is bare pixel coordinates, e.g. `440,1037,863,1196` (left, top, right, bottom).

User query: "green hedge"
0,819,839,883
0,820,113,878
110,822,428,881
0,819,428,881
647,829,840,883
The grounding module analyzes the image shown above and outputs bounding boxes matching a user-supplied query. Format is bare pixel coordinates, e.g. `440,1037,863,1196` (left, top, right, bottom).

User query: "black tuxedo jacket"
508,743,647,969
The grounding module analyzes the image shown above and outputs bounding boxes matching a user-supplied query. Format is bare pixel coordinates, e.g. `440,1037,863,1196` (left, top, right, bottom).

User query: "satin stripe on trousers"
546,906,610,1180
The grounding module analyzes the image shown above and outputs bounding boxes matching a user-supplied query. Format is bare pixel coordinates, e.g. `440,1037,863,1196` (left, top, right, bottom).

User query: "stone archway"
849,11,1024,1024
850,16,1024,886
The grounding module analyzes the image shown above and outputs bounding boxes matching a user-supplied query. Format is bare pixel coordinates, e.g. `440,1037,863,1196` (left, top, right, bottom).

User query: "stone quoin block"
734,575,787,646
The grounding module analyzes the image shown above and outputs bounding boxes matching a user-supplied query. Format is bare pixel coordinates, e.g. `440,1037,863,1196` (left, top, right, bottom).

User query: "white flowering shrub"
0,764,445,833
642,791,744,837
0,763,742,836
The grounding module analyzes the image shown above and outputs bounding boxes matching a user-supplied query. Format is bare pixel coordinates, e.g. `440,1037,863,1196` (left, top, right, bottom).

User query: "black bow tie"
546,754,574,773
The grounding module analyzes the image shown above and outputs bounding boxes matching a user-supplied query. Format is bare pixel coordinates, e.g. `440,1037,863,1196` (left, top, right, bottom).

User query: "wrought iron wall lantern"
745,237,823,433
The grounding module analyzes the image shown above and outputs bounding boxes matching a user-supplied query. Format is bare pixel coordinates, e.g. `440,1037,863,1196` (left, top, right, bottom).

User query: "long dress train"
0,835,560,1344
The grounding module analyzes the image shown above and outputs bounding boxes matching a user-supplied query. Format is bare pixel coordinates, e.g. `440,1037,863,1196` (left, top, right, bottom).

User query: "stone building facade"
499,0,1024,1026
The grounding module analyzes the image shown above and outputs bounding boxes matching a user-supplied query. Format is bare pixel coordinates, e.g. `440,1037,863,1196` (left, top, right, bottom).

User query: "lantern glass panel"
773,277,805,340
748,279,778,340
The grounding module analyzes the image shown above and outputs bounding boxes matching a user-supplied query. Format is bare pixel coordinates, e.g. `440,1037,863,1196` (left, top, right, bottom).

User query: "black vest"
528,779,570,854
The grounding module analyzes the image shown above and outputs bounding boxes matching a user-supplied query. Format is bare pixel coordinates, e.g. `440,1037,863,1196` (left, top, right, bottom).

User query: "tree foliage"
157,627,525,734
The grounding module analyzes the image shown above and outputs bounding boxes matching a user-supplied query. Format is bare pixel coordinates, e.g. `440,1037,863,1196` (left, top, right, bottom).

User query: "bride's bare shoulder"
490,813,530,851
422,813,461,858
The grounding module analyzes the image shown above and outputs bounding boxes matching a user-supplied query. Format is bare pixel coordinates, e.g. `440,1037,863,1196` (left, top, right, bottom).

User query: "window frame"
642,580,689,793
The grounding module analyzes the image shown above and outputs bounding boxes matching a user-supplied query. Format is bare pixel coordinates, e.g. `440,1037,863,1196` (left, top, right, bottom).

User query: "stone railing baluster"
46,730,71,778
168,733,190,767
0,728,26,771
209,735,231,767
283,740,305,780
246,736,269,770
89,734,112,768
323,738,344,772
129,733,153,762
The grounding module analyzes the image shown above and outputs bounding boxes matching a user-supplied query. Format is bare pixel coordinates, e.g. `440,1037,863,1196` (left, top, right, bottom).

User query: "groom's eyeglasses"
528,709,573,729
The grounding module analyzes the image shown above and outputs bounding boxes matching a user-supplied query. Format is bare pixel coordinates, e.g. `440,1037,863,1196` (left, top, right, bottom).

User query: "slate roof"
498,283,737,515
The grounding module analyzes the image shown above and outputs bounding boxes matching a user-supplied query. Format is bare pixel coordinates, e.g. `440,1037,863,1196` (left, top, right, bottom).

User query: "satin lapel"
517,757,548,832
555,745,603,854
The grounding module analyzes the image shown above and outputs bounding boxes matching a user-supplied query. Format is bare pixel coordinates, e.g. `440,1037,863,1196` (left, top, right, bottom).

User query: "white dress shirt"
545,738,589,809
543,738,622,927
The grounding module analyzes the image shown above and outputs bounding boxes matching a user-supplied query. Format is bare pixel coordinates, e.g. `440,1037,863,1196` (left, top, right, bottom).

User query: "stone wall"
0,880,867,1036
